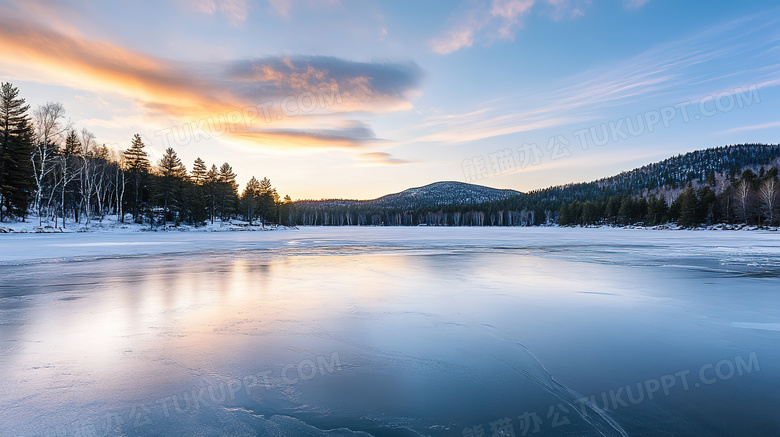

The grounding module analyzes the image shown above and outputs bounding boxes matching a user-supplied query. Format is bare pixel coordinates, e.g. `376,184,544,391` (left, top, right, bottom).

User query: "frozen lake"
1,227,779,436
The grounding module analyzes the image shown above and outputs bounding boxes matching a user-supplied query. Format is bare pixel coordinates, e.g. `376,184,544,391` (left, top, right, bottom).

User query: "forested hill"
521,143,780,204
295,182,520,209
290,144,780,227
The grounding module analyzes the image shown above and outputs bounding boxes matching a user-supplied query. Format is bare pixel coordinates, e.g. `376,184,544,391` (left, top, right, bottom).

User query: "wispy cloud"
720,121,780,135
193,0,249,26
0,14,422,150
266,0,342,18
623,0,650,10
357,152,411,166
542,0,590,21
267,0,291,17
418,10,780,143
430,0,588,54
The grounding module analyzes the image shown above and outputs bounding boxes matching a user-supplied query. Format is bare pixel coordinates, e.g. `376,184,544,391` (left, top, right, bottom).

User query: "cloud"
265,0,341,18
229,121,386,150
418,10,780,143
357,152,411,166
543,0,590,20
624,0,649,9
0,15,422,150
431,0,587,54
720,121,780,135
193,0,249,25
268,0,291,17
227,56,422,113
431,27,478,55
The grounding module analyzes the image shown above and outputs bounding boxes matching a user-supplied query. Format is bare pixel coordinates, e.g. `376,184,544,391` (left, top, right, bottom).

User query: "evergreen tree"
280,194,293,226
581,200,603,225
205,164,219,223
217,162,238,221
617,197,634,225
124,134,150,172
675,188,700,228
63,129,81,156
123,134,150,222
257,176,277,226
191,157,208,185
645,195,668,226
157,147,187,226
185,158,209,224
241,176,261,224
557,203,570,226
697,186,717,225
605,195,621,225
0,83,35,220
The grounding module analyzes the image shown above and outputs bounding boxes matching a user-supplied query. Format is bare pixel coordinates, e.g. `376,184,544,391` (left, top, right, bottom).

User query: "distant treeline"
288,145,780,228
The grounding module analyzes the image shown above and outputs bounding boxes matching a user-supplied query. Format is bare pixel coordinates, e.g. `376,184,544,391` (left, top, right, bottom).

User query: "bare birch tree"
759,176,778,226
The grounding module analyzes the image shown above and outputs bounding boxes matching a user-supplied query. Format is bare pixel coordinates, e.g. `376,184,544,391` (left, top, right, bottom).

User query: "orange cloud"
0,15,421,150
357,152,411,166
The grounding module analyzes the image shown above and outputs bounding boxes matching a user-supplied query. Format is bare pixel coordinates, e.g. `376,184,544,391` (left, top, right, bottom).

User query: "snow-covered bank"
0,215,290,234
2,226,780,266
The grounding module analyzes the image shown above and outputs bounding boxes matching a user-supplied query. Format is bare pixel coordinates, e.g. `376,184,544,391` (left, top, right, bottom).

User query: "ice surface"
2,226,780,266
0,228,779,436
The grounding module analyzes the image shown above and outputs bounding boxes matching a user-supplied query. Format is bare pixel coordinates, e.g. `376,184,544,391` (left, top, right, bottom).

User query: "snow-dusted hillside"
295,181,520,210
370,181,520,208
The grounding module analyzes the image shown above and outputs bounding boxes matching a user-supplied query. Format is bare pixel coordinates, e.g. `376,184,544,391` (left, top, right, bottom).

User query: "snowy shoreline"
1,218,777,234
0,215,780,234
0,215,293,234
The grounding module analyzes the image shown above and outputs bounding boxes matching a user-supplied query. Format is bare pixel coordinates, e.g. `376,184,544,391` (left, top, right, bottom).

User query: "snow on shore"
0,215,286,234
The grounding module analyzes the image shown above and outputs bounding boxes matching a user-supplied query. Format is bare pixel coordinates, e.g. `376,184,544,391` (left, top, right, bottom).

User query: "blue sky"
1,0,779,199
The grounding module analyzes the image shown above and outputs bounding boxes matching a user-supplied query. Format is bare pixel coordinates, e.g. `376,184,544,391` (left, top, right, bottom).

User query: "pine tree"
63,129,81,156
191,157,207,185
604,195,621,225
280,194,293,226
241,176,261,224
205,164,219,223
123,134,150,222
0,82,35,220
158,148,186,179
217,163,237,221
157,147,187,226
675,188,701,228
124,134,150,173
257,177,278,227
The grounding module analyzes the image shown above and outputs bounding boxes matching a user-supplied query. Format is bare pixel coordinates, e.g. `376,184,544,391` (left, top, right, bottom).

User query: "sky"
1,0,779,200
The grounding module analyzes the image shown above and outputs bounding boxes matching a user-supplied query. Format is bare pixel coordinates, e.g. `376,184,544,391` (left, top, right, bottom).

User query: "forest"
1,81,778,229
0,82,290,228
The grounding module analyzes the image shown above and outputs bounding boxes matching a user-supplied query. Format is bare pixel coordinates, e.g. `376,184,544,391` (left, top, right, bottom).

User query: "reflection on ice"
0,229,779,436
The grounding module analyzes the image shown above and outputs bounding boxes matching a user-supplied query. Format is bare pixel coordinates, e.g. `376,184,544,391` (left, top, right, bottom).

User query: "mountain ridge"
295,181,521,209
